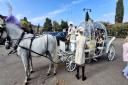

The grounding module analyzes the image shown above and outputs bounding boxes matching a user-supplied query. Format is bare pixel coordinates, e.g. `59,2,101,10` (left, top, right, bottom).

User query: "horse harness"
8,32,59,64
0,26,5,39
0,29,3,39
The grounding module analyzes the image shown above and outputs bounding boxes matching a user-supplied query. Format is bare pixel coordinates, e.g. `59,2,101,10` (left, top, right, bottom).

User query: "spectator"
75,27,86,81
122,36,128,79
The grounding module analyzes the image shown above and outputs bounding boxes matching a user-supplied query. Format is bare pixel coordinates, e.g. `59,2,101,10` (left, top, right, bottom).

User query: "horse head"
0,15,23,49
0,17,12,49
0,17,5,33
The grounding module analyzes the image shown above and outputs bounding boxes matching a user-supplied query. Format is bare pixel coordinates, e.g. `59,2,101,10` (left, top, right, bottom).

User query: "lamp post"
83,8,91,22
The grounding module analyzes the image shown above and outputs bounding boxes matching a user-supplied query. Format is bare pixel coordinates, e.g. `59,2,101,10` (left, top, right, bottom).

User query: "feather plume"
6,0,12,16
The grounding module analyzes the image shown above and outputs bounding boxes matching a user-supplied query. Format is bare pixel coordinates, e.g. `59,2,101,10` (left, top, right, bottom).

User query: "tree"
43,18,52,31
52,21,61,31
20,17,30,32
115,0,124,23
100,21,110,27
60,20,68,31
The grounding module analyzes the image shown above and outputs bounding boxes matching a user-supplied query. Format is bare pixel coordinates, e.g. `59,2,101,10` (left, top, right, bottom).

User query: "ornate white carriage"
58,20,116,72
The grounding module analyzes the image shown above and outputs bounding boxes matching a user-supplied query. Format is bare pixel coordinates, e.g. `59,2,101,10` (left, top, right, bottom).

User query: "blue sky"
0,0,128,25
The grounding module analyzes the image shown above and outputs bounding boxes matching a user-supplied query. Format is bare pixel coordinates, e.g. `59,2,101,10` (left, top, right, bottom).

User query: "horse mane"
6,23,24,39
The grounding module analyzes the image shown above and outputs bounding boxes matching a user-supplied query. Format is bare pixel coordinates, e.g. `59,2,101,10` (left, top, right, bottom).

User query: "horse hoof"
30,70,34,73
47,73,50,76
27,78,31,81
24,81,29,85
53,72,57,76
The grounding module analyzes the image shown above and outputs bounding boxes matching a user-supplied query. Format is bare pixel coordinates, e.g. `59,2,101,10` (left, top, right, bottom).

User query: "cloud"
97,12,128,23
124,16,128,22
30,8,66,24
30,0,84,24
16,14,24,20
102,12,115,18
96,12,115,23
72,0,84,5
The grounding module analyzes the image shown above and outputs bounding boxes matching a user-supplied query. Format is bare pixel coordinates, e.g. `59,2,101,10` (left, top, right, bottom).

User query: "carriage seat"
84,40,96,53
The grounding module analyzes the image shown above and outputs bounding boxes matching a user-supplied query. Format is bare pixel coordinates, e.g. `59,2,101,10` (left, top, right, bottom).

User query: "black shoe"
75,74,80,80
82,76,86,81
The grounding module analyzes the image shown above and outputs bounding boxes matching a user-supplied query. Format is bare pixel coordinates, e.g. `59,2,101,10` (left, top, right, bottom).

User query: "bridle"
0,24,5,39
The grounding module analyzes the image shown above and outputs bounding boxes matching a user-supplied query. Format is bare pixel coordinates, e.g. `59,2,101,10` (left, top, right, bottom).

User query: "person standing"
66,22,76,51
123,36,128,79
75,27,86,81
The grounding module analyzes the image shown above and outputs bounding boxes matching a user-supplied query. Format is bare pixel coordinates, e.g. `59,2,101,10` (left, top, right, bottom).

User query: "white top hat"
68,21,74,26
78,27,85,32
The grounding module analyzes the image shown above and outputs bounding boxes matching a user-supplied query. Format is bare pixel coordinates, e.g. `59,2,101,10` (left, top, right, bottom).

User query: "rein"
0,28,4,39
0,31,3,39
13,32,25,50
19,45,61,64
9,33,61,64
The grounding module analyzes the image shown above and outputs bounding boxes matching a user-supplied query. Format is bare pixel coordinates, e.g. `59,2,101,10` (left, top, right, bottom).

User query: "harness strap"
28,35,35,58
0,31,3,38
8,32,25,55
46,34,49,54
19,45,61,64
14,32,25,50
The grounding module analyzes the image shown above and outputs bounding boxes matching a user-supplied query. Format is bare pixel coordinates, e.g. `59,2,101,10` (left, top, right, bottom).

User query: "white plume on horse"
6,0,13,16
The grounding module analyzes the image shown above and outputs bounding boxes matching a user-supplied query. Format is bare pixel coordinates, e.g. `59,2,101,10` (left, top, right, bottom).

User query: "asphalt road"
0,38,128,85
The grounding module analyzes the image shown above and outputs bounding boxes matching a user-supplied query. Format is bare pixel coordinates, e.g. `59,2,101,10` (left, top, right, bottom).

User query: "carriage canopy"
78,20,108,42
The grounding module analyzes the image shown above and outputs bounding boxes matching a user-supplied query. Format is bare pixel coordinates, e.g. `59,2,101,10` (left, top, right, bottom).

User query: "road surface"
0,38,128,85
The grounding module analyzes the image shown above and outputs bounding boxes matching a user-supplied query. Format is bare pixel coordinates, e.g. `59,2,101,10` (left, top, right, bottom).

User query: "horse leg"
47,62,52,76
29,56,34,73
21,54,31,85
51,53,58,75
53,63,58,75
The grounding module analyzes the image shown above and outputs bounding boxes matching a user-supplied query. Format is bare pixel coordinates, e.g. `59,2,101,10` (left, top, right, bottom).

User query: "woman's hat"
68,21,74,26
78,27,85,32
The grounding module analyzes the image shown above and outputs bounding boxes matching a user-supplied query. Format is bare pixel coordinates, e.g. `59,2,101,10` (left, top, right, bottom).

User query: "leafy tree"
20,17,30,32
43,18,52,31
115,0,124,23
52,21,61,31
60,20,68,31
100,21,110,27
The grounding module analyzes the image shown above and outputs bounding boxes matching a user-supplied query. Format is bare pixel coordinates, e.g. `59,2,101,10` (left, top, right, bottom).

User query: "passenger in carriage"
122,36,128,79
66,22,76,51
95,29,104,55
97,32,104,46
75,27,86,81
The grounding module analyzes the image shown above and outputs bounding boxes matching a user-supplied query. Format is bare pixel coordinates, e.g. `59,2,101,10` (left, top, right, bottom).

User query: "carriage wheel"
65,55,76,72
107,45,115,61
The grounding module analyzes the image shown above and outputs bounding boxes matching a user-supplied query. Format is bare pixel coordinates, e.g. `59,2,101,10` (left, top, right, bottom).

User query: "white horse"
0,18,58,84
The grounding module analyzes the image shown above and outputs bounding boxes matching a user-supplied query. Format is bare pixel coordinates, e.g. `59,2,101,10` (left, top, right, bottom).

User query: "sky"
0,0,128,26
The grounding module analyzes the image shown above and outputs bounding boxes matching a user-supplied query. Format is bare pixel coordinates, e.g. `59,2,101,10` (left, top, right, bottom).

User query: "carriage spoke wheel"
65,55,76,72
107,45,115,61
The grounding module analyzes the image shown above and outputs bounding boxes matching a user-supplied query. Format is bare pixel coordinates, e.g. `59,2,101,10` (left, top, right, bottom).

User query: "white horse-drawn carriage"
58,20,116,72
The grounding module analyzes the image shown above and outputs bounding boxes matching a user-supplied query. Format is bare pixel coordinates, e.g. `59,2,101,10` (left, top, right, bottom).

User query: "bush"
107,23,128,38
